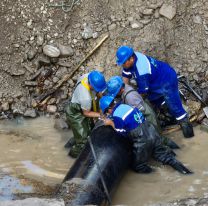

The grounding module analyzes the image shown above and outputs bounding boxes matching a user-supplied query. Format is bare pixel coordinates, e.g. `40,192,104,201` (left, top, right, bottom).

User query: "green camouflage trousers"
65,102,94,157
143,99,161,133
143,100,173,146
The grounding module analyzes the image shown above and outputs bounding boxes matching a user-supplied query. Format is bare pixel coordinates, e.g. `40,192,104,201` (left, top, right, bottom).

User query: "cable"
47,0,81,12
87,135,112,206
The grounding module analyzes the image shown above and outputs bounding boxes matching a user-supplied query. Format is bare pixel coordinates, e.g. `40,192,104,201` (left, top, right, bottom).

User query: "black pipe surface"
58,125,132,206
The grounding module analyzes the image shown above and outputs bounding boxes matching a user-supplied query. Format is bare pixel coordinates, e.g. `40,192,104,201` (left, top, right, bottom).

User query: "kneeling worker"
107,76,179,149
99,95,192,174
65,70,106,158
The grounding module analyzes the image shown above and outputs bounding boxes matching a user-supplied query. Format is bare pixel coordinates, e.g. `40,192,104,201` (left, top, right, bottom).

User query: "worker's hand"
98,113,106,120
103,118,115,128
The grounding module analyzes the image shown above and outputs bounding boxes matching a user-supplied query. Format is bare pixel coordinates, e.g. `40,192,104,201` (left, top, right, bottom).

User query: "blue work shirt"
111,103,145,135
122,52,177,101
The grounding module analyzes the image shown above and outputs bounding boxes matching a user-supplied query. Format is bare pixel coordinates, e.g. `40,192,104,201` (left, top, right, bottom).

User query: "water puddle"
0,174,32,201
0,116,208,205
0,116,74,199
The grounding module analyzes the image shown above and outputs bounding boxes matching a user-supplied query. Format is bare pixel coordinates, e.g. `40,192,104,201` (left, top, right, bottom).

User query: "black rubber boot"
167,159,193,175
64,137,75,148
179,117,194,138
162,136,180,149
133,163,154,174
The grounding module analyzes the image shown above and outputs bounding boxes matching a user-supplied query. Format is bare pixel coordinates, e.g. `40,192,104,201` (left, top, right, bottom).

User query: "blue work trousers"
149,79,187,121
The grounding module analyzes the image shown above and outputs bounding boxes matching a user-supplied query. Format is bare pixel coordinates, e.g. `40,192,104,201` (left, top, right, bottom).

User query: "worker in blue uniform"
99,95,192,174
116,46,194,138
106,76,180,149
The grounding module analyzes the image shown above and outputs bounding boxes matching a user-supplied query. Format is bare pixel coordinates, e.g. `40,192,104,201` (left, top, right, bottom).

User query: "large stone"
58,44,74,57
47,105,57,113
159,4,176,20
81,24,93,39
24,108,37,118
1,102,10,111
11,102,26,115
43,45,60,58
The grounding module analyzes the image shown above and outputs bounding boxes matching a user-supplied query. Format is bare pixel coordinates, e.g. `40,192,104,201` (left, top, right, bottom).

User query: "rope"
87,135,112,206
47,0,81,12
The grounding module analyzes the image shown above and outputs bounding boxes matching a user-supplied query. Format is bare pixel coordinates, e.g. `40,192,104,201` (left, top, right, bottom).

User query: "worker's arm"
123,77,130,84
136,74,150,96
122,68,132,85
82,109,101,118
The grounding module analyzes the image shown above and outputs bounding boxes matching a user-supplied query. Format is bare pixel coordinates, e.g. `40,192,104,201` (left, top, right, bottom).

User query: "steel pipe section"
58,125,132,206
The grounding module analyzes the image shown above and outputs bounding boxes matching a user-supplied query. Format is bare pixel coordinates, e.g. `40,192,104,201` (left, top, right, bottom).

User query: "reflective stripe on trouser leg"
163,86,187,121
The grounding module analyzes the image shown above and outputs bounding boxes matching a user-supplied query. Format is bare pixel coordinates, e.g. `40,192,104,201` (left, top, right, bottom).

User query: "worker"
65,70,106,158
116,45,194,138
99,95,192,174
106,76,179,149
107,76,159,130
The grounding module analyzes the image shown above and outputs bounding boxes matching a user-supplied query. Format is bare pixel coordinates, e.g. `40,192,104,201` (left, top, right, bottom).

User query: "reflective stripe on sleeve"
122,108,134,120
122,70,132,75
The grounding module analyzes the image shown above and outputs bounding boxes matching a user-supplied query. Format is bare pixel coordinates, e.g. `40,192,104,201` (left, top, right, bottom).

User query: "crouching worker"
99,96,193,174
106,76,179,149
65,70,106,158
116,46,194,138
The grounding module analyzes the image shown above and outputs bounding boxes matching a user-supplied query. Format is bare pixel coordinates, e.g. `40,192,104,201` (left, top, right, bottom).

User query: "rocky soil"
0,0,208,119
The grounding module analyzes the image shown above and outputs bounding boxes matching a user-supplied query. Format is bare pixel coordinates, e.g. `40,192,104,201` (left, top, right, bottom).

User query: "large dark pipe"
57,125,132,206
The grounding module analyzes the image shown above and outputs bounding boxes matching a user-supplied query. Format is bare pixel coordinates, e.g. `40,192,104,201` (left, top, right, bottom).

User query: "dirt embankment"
0,0,208,118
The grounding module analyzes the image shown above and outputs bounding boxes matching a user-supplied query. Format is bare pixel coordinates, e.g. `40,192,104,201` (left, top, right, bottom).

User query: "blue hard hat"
107,76,124,97
99,96,114,113
116,46,134,66
88,70,107,93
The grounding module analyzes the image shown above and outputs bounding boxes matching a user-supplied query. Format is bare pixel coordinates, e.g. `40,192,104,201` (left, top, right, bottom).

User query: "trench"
0,117,208,205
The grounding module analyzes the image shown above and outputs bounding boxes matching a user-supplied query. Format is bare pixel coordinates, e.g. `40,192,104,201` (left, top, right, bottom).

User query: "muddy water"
113,126,208,206
0,117,208,205
0,116,74,200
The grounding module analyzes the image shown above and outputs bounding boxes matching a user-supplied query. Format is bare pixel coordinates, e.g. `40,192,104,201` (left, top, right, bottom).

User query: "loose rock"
58,44,74,58
43,45,61,58
24,108,37,118
81,24,93,39
47,105,57,113
1,102,10,111
159,4,176,20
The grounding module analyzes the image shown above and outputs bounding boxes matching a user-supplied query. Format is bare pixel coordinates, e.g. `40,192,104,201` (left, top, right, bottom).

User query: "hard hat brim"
116,59,125,66
94,84,107,93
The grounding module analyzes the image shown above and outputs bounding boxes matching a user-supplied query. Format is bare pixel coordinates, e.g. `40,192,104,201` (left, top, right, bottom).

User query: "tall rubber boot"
64,137,75,148
179,117,194,138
